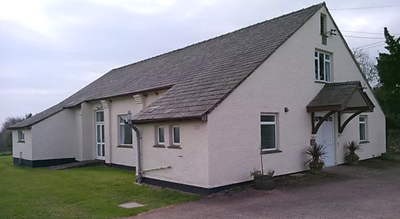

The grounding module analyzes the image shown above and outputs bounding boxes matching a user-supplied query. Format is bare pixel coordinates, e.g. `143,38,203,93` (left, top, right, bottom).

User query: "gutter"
125,110,143,183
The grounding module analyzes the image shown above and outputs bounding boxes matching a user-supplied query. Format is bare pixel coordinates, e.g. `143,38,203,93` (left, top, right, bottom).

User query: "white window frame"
18,130,25,142
359,115,368,142
315,51,331,82
172,126,180,145
119,115,133,145
260,114,277,151
157,126,165,145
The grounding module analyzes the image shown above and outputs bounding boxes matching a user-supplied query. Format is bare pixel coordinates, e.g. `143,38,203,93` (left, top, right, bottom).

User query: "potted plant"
250,169,275,190
250,147,275,190
344,141,361,165
305,143,326,174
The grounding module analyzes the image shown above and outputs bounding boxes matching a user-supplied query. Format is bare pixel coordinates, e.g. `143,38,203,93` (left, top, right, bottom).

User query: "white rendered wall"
12,129,32,160
109,96,138,166
206,6,386,188
139,121,209,187
108,90,167,166
31,109,79,160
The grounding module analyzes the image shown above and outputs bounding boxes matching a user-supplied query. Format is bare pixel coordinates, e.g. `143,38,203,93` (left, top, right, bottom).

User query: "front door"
95,111,105,160
315,116,335,167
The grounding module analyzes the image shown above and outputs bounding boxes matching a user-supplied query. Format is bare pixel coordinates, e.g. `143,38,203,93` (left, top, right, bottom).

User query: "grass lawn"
0,156,201,219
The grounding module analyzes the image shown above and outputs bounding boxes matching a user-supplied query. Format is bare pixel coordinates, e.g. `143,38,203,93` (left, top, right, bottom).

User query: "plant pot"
254,176,275,190
347,159,359,166
309,166,323,174
309,162,323,174
345,154,360,166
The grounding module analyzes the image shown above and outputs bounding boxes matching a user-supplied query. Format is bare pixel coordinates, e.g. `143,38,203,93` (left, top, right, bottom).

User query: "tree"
376,27,400,128
0,114,30,149
353,48,379,86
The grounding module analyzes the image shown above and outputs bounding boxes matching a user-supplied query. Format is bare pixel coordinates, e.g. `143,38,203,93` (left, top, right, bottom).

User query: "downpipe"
125,111,142,184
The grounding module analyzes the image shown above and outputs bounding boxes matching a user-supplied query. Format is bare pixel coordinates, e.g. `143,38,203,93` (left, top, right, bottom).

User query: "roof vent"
133,94,143,105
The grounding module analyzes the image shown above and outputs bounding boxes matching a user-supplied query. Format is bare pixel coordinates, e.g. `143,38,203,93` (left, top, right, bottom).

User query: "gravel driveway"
123,161,400,219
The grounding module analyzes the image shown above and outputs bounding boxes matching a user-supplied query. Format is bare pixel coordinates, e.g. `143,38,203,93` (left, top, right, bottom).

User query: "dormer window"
320,13,327,45
315,51,331,82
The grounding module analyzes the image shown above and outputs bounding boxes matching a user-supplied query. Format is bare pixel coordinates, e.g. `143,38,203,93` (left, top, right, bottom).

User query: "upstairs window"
18,130,25,142
315,51,331,82
320,13,327,45
119,115,133,145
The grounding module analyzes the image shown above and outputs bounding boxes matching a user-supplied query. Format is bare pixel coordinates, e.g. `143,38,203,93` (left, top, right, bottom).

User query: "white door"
315,116,335,167
95,111,105,160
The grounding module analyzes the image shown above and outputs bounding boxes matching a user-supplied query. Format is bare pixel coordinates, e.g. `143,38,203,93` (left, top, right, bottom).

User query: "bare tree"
353,48,379,86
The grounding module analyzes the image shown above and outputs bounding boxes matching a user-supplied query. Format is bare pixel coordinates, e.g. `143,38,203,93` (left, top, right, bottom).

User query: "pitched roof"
10,3,324,129
307,81,375,112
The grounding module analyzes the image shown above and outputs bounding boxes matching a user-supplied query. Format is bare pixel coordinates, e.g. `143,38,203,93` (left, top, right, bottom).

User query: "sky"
0,0,399,125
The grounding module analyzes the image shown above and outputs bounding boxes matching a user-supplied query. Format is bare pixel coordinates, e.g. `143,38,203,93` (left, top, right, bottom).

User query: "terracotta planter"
254,176,275,190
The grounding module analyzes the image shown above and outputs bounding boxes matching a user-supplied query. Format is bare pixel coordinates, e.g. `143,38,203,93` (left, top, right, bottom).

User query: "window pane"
315,59,319,80
158,127,165,143
319,53,324,81
359,116,366,122
97,125,101,142
261,124,276,149
360,123,366,141
101,125,105,142
120,124,132,144
173,127,180,144
315,51,318,57
325,54,330,60
261,115,275,122
325,61,330,82
97,144,101,156
124,125,132,144
96,111,104,122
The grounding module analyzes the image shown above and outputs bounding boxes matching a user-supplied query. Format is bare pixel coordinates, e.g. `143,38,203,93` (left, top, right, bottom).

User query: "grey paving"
11,3,324,129
124,164,400,219
119,202,146,209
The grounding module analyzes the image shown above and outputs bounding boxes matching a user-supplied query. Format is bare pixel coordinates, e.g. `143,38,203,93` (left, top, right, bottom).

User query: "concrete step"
48,160,105,170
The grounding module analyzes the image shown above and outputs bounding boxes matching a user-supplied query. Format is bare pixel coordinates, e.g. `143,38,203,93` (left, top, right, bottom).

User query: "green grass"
0,156,201,219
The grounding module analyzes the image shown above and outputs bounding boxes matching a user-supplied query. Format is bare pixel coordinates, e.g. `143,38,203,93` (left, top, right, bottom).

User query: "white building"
10,3,386,195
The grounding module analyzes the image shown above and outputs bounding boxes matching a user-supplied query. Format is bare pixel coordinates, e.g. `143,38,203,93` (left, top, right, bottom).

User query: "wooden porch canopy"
307,81,374,134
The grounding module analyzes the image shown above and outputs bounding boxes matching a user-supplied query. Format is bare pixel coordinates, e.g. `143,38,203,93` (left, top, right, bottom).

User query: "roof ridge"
112,2,325,71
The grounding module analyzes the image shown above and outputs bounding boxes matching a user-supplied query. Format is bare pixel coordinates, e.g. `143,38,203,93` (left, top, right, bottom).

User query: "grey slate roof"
307,81,374,112
11,3,324,129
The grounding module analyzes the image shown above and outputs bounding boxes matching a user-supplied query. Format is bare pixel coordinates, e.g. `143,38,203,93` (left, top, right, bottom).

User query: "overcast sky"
0,0,399,125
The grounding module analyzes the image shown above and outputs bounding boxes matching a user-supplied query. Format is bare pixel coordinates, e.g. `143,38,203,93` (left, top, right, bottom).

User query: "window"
172,126,180,145
260,115,277,150
315,51,331,82
119,115,133,145
359,115,367,141
18,130,25,142
158,126,165,144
